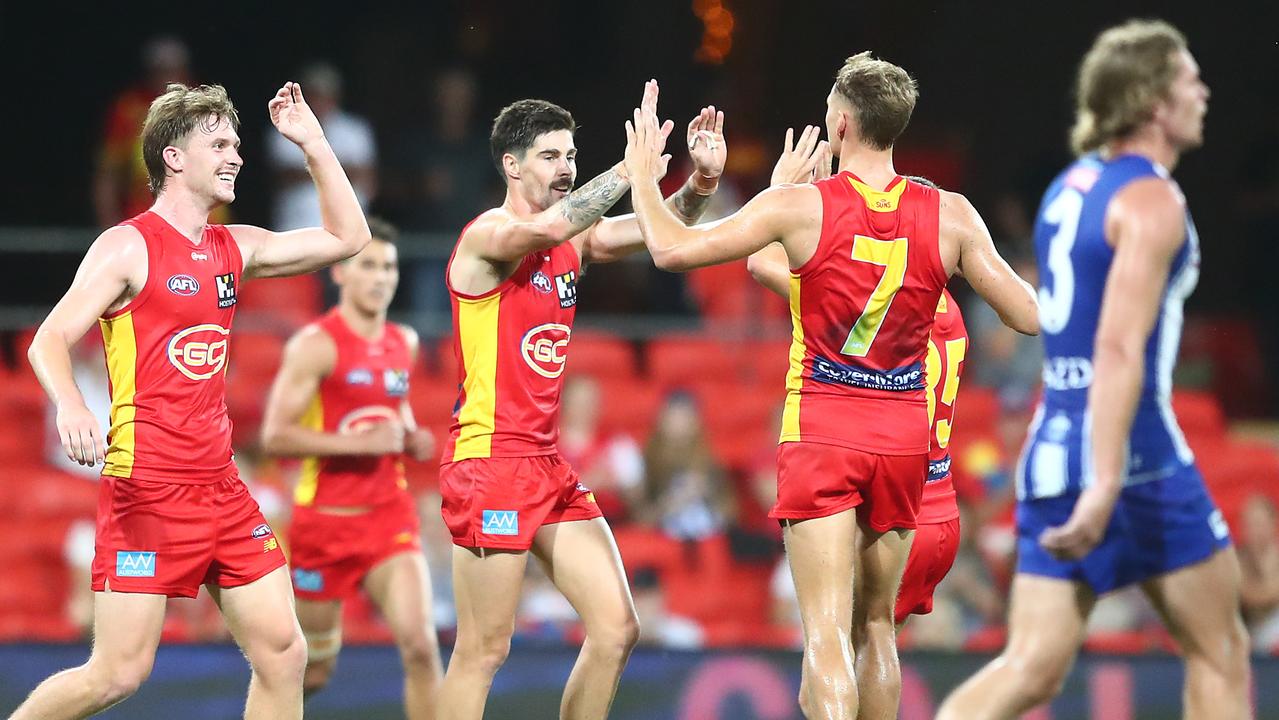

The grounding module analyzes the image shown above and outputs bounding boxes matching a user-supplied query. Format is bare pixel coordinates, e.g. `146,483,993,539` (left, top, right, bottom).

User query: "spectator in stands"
1238,494,1279,652
558,375,645,523
268,62,377,230
386,67,497,314
636,391,734,541
93,35,194,228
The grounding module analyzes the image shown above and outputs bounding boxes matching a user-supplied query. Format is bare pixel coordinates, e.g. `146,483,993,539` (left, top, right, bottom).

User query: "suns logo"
336,405,400,435
167,324,230,381
520,323,571,378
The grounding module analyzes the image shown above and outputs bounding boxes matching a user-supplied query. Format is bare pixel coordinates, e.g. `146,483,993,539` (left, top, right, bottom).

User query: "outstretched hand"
771,125,831,186
268,82,325,149
687,105,726,180
623,79,674,183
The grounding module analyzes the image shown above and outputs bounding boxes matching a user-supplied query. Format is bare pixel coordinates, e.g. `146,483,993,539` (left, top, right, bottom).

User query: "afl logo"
337,405,400,434
167,274,200,296
167,324,230,381
531,271,553,294
520,323,571,379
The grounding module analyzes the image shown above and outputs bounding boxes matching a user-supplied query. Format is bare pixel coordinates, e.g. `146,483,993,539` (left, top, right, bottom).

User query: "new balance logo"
116,551,156,578
215,273,237,308
482,510,519,536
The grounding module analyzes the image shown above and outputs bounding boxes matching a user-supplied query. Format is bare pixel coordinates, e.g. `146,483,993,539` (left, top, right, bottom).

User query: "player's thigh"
294,597,343,637
1003,574,1094,677
451,545,528,642
364,551,438,640
529,517,636,633
854,522,913,622
87,591,167,674
1140,547,1247,657
782,508,858,629
209,565,303,656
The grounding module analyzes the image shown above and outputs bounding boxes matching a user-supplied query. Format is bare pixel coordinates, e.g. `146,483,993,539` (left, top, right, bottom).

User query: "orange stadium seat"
236,273,324,331
594,377,663,439
564,331,638,381
646,335,742,388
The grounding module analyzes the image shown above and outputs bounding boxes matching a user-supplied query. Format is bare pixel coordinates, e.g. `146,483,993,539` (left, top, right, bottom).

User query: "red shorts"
895,517,961,625
771,441,926,532
91,474,286,599
287,491,422,602
439,454,601,550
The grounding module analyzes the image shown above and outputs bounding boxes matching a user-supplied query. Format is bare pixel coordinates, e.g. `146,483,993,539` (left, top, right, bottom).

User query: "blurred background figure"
558,375,645,524
637,391,734,542
1239,494,1279,653
92,35,193,228
268,62,377,231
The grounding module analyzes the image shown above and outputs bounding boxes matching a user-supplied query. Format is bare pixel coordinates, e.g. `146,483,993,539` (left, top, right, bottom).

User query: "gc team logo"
166,274,200,296
520,323,570,379
336,405,400,434
167,324,230,381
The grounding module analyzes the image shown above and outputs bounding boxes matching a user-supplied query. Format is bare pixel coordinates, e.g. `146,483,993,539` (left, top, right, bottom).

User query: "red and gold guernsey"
99,211,242,484
780,173,948,455
443,228,579,463
294,309,413,508
919,289,967,524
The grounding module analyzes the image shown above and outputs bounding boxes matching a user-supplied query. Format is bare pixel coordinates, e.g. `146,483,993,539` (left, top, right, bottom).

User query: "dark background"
1,0,1276,314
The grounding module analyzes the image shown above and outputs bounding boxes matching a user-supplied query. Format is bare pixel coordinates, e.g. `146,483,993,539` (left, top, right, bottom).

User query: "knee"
396,628,442,670
586,609,640,661
248,626,308,683
88,653,154,706
1188,617,1251,683
1006,650,1071,706
453,627,514,676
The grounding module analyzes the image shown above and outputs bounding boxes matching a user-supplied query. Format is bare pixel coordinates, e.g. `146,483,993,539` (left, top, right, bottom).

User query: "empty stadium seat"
564,331,639,381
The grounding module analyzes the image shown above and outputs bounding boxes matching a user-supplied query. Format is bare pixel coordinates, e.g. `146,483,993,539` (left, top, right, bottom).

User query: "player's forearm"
1085,344,1145,499
261,423,372,458
664,173,718,226
302,138,372,257
747,243,790,298
546,165,631,243
28,329,88,411
634,178,700,271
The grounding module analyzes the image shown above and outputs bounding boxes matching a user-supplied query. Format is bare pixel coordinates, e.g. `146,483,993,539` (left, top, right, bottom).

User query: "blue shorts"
1016,466,1231,594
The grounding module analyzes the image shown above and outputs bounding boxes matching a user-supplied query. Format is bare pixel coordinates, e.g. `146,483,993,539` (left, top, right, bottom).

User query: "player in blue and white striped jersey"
940,19,1251,720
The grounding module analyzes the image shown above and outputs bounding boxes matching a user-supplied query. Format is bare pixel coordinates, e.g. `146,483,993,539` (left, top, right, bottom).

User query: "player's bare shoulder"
283,321,339,376
89,224,150,313
1105,175,1186,252
936,189,989,276
395,322,421,358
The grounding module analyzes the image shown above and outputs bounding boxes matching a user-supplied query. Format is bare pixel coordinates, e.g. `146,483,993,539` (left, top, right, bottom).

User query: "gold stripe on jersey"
780,275,805,443
99,313,138,477
452,293,502,461
848,176,909,213
293,395,324,506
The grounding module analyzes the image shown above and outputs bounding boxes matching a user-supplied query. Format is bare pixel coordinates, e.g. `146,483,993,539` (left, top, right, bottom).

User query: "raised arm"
624,94,819,271
29,226,146,466
1040,177,1186,559
944,190,1039,335
234,82,372,279
578,106,726,265
260,326,404,457
747,127,833,296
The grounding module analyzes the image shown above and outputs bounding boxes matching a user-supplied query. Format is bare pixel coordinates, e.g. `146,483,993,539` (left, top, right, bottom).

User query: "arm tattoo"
668,180,714,225
559,169,629,229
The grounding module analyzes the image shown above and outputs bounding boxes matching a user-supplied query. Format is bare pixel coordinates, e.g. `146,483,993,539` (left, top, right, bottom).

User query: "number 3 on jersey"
1039,188,1084,334
841,236,908,357
926,336,966,448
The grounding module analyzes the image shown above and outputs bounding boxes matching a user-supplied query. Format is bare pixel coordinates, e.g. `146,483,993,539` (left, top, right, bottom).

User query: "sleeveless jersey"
99,211,241,484
293,310,413,507
919,289,967,524
443,225,579,462
1020,154,1199,500
780,173,948,454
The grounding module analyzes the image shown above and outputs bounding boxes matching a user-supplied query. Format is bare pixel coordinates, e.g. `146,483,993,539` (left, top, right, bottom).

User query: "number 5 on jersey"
841,236,908,357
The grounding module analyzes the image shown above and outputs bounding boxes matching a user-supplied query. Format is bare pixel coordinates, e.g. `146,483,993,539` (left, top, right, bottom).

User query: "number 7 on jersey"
841,236,909,357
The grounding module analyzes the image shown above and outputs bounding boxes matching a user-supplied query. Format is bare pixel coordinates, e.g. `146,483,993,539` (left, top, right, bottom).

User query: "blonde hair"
1070,19,1187,155
141,83,240,195
833,52,918,150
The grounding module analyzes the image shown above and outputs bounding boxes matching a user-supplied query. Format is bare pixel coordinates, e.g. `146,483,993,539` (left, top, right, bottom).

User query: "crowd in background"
3,33,1278,656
